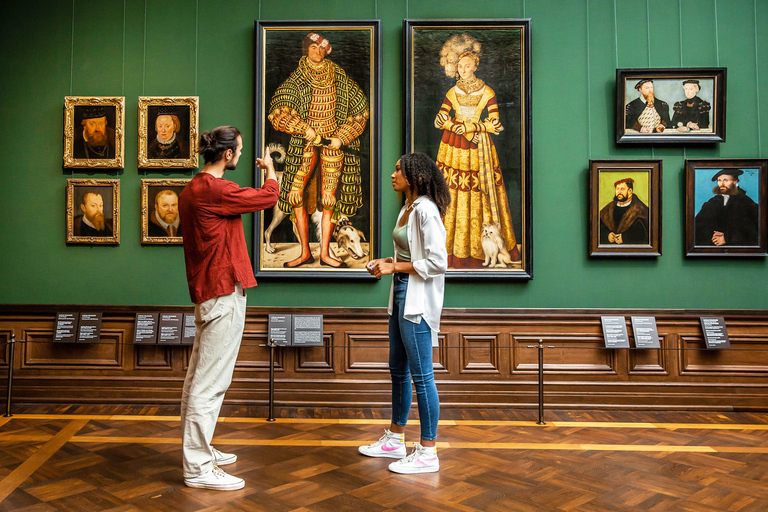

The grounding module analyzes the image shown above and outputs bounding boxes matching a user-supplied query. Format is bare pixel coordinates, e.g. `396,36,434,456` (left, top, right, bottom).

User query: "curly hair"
198,125,241,164
439,33,482,78
400,153,451,217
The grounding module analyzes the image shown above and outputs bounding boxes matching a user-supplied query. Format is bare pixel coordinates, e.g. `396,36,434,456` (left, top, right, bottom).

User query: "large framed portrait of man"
616,68,726,144
589,160,662,257
685,159,767,257
404,19,532,279
66,179,120,244
138,96,199,169
141,179,190,244
253,20,381,278
63,97,125,169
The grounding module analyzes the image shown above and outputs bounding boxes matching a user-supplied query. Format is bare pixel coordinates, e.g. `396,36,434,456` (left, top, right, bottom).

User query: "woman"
149,112,189,159
359,153,450,474
434,39,519,268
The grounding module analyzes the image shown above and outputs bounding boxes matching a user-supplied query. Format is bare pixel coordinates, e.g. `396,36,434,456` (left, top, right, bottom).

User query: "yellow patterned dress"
434,80,518,268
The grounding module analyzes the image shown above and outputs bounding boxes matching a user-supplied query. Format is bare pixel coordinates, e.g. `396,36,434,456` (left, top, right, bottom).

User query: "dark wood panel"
0,306,767,410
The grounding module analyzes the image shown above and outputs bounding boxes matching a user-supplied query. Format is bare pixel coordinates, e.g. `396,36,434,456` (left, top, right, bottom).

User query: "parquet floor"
1,405,767,511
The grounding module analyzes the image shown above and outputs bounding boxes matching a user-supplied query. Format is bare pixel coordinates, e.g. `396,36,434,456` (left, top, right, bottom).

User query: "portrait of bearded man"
74,191,113,237
599,178,649,245
625,79,671,134
695,168,759,247
73,106,116,159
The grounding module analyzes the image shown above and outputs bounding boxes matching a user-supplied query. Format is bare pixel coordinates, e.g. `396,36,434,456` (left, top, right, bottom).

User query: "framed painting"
589,160,662,257
685,159,767,257
141,178,189,244
138,96,199,169
404,19,532,279
253,20,381,278
616,68,726,144
66,179,120,244
63,96,125,168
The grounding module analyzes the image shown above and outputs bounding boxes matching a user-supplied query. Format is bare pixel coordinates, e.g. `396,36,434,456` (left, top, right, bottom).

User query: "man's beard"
225,161,237,171
87,130,107,146
161,212,177,224
614,194,628,202
88,213,105,230
642,92,655,103
714,184,738,195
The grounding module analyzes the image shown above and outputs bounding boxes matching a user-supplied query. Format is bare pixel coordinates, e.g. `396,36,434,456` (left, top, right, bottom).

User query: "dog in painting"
481,223,513,267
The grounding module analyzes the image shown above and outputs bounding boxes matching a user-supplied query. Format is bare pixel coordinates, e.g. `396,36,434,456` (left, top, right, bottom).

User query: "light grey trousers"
181,282,246,478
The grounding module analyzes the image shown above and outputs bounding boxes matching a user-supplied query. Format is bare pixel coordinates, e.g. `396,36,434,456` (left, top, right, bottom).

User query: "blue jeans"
389,273,440,441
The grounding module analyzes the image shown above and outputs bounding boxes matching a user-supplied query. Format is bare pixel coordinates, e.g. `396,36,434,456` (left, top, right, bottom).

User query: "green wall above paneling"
1,0,766,309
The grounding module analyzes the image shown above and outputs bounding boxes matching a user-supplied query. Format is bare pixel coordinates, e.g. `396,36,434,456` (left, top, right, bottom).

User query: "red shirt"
179,172,278,304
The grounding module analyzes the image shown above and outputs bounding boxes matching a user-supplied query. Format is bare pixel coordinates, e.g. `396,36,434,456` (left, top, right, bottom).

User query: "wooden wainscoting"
1,305,767,410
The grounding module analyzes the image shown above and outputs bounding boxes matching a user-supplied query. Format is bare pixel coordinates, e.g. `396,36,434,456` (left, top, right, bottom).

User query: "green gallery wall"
1,0,767,310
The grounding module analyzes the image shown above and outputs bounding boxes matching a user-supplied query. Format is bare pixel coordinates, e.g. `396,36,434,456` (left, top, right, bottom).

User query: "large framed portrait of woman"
404,19,532,279
253,20,381,279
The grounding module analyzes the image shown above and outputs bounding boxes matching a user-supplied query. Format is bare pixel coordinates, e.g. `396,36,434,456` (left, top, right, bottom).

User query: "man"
148,189,182,237
74,191,113,236
671,79,711,132
599,178,649,245
268,32,369,268
695,168,758,246
179,126,278,491
74,106,115,159
625,79,671,133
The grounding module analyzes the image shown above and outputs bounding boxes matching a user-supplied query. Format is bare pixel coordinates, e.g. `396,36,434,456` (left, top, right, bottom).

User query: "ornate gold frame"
63,96,125,169
140,178,190,245
138,96,199,169
66,179,120,244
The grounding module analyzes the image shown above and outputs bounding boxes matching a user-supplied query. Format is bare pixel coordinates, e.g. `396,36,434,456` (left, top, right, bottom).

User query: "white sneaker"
358,429,406,458
184,463,245,491
388,443,439,474
212,447,236,466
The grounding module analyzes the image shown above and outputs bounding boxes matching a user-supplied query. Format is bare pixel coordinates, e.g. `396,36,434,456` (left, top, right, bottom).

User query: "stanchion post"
4,334,16,418
527,339,554,425
267,339,276,422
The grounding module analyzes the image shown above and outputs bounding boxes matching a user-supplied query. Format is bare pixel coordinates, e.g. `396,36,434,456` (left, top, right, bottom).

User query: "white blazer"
388,196,448,345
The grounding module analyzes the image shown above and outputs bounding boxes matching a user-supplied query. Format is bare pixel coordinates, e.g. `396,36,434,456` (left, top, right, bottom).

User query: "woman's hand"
366,258,394,279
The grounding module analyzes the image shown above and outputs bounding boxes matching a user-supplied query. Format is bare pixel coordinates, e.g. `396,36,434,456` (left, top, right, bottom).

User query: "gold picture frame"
66,179,120,244
138,96,199,169
63,96,125,169
141,178,189,244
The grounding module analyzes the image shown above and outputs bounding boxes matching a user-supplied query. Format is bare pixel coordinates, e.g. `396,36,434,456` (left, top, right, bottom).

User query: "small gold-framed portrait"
63,96,125,168
138,96,199,169
141,179,189,244
66,179,120,244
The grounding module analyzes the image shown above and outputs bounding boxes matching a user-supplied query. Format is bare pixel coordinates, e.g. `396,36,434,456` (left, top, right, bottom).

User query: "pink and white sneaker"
388,443,439,474
358,429,406,458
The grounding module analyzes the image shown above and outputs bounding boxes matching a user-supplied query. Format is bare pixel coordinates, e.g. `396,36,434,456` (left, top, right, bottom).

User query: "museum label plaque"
182,314,196,345
77,313,102,343
158,313,183,345
630,316,661,349
700,317,730,349
54,312,79,343
268,314,292,346
600,316,630,348
293,315,323,347
134,313,158,344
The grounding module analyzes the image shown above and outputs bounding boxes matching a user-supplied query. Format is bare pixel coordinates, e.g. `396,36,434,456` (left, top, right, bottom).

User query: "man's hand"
608,232,623,244
256,147,277,183
328,137,342,150
712,231,726,246
640,126,651,133
305,126,316,142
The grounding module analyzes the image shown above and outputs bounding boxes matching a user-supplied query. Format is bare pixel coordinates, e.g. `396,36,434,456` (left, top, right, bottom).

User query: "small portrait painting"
141,179,189,244
67,179,120,244
686,159,767,256
616,68,726,144
590,160,661,257
138,97,199,169
63,97,125,168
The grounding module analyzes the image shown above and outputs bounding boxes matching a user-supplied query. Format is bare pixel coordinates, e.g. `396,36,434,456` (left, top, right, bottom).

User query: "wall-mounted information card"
268,314,292,346
293,315,323,346
600,316,630,348
54,313,79,343
134,313,158,344
630,316,660,349
182,314,196,345
158,313,184,344
700,317,730,349
77,313,102,343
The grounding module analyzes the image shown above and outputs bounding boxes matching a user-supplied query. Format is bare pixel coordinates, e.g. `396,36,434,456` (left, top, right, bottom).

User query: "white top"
388,196,448,345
